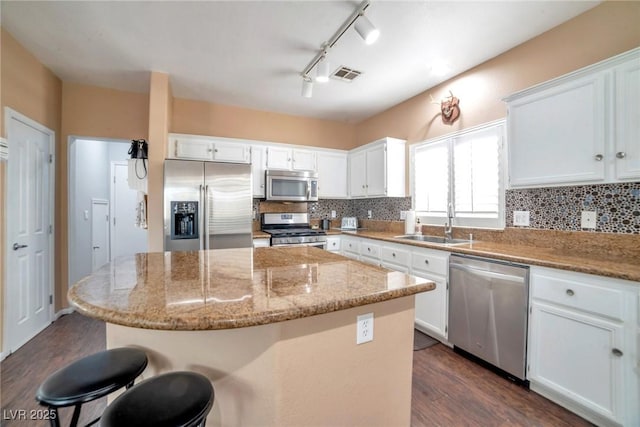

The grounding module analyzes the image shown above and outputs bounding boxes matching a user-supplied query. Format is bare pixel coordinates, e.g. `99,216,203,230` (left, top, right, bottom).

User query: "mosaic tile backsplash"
254,182,639,234
506,182,640,234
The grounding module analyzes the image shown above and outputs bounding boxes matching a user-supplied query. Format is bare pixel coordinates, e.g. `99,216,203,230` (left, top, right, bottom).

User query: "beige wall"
172,98,356,149
59,82,149,307
355,1,640,146
0,28,63,352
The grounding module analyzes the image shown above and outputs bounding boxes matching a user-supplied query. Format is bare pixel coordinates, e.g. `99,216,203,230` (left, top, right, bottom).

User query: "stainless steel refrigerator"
164,159,253,251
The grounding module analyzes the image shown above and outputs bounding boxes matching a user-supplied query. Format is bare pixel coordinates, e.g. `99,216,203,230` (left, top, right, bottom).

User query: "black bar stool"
101,371,214,427
36,347,148,427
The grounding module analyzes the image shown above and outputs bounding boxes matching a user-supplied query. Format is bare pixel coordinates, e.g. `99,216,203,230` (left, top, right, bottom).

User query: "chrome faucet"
444,203,454,241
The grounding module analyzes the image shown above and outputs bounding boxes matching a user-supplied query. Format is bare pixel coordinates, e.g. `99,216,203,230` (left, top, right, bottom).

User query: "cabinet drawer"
326,236,341,252
360,240,380,258
411,249,449,277
381,245,410,267
531,269,625,321
342,238,359,255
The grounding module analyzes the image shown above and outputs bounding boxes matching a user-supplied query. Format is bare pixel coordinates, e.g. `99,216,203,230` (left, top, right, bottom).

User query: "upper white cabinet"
348,137,406,198
169,134,250,163
505,48,640,188
317,151,348,199
266,146,317,171
250,145,266,198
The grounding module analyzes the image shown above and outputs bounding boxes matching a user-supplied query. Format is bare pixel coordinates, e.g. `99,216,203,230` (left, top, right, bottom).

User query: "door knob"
594,154,604,161
616,151,626,159
12,243,28,251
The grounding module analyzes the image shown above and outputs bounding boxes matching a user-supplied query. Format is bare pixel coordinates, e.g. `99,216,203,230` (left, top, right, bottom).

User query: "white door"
110,162,148,260
91,199,110,271
348,150,367,197
5,109,54,354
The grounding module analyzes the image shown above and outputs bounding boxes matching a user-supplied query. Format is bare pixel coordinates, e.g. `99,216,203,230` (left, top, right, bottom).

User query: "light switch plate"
581,211,597,229
513,211,530,226
400,211,407,220
331,210,337,219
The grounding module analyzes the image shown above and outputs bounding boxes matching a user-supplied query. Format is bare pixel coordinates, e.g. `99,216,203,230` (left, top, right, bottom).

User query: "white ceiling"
1,1,600,123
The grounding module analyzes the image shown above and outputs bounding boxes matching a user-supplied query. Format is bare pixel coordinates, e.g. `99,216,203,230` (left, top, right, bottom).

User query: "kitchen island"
68,246,434,427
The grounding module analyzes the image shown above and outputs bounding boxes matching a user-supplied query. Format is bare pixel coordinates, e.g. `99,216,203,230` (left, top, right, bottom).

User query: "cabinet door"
292,149,317,171
366,143,387,196
175,138,214,160
212,141,250,163
508,73,607,187
266,146,292,170
529,301,624,424
317,151,348,198
614,57,640,180
414,274,447,340
349,150,367,197
326,236,341,252
251,146,266,198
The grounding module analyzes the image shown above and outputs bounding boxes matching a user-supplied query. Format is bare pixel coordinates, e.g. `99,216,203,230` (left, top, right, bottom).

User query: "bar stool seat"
101,371,214,427
36,347,148,427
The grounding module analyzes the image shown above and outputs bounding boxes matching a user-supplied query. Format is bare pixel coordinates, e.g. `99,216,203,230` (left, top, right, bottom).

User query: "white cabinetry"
348,137,406,198
253,237,270,248
250,145,266,198
411,248,449,340
359,239,381,266
528,267,639,427
505,48,640,188
326,236,341,253
266,146,317,171
341,235,360,260
168,134,250,163
317,151,348,198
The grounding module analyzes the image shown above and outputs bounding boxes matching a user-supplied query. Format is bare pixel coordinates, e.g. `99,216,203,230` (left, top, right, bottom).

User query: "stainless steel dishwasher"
448,254,529,381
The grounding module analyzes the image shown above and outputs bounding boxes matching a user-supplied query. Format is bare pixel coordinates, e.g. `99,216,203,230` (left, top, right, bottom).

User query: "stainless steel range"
261,213,327,249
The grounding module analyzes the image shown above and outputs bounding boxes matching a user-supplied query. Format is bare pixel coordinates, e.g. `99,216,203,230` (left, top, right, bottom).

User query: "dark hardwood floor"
2,313,592,426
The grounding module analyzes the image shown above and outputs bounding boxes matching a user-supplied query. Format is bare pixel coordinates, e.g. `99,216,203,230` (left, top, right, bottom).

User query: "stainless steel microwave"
265,170,318,202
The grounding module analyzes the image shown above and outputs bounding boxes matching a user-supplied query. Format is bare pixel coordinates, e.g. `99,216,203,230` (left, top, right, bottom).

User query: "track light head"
354,15,379,45
316,56,330,83
301,76,313,98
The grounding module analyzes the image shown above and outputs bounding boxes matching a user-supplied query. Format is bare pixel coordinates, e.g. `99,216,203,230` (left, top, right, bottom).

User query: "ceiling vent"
331,66,362,82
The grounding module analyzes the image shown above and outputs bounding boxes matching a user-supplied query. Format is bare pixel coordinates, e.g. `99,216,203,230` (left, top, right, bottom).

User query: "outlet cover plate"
581,211,597,229
356,313,373,344
400,210,407,220
513,211,530,226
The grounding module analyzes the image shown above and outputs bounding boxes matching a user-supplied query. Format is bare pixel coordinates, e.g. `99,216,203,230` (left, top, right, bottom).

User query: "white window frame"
410,119,507,229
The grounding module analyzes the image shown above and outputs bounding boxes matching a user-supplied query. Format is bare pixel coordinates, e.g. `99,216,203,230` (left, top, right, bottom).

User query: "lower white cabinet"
411,248,450,341
341,236,360,260
253,238,270,248
326,236,341,253
528,267,639,427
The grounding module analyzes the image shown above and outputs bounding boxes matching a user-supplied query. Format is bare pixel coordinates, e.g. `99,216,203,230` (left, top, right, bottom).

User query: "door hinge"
49,225,53,234
113,217,116,226
49,295,53,305
445,325,448,333
529,306,532,314
49,154,53,163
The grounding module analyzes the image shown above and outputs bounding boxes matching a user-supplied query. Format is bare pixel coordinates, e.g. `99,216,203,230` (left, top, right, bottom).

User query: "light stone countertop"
335,230,640,283
68,247,434,331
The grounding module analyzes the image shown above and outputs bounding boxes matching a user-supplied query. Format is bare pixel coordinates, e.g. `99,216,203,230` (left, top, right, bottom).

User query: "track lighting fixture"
354,15,379,45
301,76,313,98
299,0,379,97
316,55,330,83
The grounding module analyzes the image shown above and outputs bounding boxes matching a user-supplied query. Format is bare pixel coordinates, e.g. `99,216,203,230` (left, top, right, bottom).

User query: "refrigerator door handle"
199,184,205,251
204,184,210,250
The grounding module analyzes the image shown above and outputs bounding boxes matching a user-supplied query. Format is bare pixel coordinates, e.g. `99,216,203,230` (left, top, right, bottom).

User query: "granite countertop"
337,230,640,283
68,247,434,331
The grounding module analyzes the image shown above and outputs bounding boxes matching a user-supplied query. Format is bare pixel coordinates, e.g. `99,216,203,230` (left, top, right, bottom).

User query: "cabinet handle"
13,243,28,251
214,148,218,153
616,151,626,159
594,154,604,161
367,247,371,252
424,259,429,265
612,348,623,357
566,289,574,296
392,253,396,257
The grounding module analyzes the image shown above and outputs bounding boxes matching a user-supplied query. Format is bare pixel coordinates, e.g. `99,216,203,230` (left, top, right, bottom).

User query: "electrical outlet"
367,210,372,219
331,210,337,219
356,313,374,344
581,211,597,229
513,211,530,226
400,210,407,220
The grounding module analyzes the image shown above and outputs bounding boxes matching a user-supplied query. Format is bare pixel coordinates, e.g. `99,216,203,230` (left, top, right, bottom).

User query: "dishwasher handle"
450,263,526,283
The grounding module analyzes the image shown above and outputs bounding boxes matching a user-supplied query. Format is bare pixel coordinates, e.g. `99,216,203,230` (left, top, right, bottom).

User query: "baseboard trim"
54,307,75,320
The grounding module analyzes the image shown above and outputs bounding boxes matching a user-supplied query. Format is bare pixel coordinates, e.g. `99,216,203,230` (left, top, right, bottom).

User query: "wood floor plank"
2,313,594,426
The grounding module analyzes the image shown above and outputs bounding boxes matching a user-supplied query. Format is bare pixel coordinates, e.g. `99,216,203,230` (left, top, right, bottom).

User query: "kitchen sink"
394,235,470,246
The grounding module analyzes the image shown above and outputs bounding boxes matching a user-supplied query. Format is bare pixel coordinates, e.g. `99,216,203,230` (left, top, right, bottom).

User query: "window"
411,120,505,229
